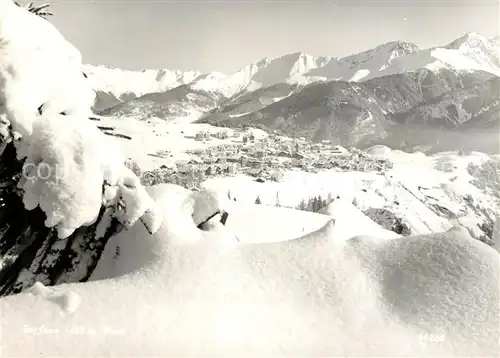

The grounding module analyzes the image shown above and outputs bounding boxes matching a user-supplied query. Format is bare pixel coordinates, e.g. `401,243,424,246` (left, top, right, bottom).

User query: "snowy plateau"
0,0,499,357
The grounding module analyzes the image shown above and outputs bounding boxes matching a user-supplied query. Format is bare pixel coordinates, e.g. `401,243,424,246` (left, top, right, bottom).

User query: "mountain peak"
446,32,488,49
286,51,308,58
377,40,420,54
392,40,420,53
489,35,500,47
274,51,316,63
340,40,419,65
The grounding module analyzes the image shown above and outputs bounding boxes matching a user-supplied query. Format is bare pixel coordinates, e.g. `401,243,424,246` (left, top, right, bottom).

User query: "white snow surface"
189,187,229,226
27,282,81,315
2,183,499,356
321,198,401,241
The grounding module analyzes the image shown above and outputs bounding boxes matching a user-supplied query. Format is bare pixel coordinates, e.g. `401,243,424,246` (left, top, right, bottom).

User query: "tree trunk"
0,142,121,296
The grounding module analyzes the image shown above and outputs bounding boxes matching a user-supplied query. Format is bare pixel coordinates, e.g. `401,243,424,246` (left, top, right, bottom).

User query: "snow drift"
2,185,499,356
320,198,401,241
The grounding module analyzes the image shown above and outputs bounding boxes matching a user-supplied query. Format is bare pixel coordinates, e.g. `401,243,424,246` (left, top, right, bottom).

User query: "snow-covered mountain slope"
88,32,500,117
91,53,329,117
187,71,231,94
200,68,499,150
91,89,137,113
216,52,332,96
201,147,499,242
98,84,224,122
203,82,301,119
83,64,203,99
85,66,235,115
201,79,391,146
307,33,500,82
328,33,499,83
445,32,500,69
307,41,420,82
88,116,248,169
208,33,500,94
393,76,500,127
2,185,499,356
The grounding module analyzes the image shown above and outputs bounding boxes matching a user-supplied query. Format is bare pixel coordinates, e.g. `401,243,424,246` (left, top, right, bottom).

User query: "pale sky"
32,0,500,73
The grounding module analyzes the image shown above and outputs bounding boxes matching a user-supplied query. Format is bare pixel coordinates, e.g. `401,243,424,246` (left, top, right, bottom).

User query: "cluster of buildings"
195,130,230,141
142,129,393,187
140,159,236,189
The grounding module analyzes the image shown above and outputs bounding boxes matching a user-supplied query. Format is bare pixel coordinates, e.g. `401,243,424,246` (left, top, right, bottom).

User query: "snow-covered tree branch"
13,1,53,19
0,0,161,294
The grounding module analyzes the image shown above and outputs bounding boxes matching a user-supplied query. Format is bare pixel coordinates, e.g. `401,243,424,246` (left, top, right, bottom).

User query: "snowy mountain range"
89,32,500,101
200,68,499,151
88,33,500,152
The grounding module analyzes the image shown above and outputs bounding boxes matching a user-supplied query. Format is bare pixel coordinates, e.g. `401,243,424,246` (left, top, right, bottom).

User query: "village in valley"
139,127,393,188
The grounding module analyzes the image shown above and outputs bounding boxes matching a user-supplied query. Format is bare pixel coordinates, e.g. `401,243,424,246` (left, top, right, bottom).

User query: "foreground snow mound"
321,198,401,241
27,282,81,315
93,184,236,280
189,188,230,227
224,202,332,243
2,185,498,356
